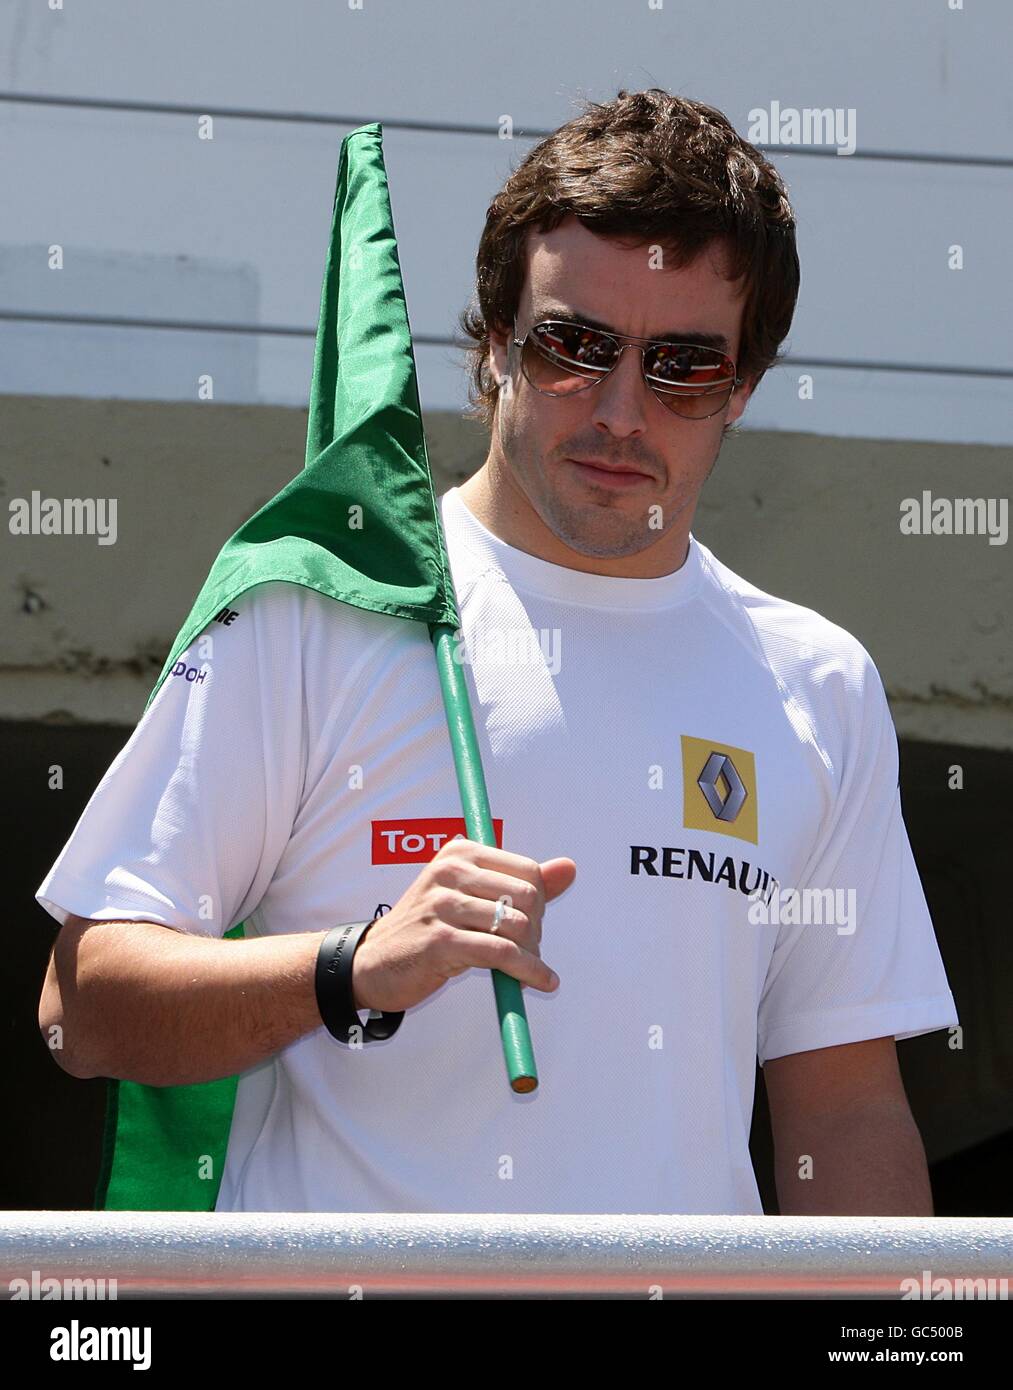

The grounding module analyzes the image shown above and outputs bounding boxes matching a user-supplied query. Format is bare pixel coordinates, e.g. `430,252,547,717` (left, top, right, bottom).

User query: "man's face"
486,216,755,565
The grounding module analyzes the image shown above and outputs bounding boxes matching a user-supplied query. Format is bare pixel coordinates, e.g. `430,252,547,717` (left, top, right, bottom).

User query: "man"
37,89,957,1216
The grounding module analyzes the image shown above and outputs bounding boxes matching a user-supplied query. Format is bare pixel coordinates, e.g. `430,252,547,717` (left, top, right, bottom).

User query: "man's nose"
589,344,651,435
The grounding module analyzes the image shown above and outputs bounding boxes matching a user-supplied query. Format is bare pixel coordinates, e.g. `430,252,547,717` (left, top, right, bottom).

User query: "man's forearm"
773,1098,935,1216
43,919,330,1086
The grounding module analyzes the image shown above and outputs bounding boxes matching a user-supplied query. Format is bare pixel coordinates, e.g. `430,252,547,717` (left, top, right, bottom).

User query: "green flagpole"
429,622,538,1093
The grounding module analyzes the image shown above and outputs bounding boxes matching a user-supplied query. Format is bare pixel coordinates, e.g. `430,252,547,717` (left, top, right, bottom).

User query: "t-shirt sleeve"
35,581,307,939
756,644,960,1064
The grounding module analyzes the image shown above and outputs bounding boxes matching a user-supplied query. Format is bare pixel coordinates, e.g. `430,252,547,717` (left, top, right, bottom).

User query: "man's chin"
540,501,659,560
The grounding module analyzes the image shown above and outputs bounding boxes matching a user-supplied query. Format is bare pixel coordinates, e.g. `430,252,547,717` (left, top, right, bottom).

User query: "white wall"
2,0,1011,444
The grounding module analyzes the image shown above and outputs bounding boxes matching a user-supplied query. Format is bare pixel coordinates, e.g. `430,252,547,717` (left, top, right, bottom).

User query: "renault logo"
697,752,748,823
682,735,758,844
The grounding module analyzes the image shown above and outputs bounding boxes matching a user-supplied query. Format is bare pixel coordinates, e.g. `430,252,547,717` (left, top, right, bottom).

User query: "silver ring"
490,897,510,934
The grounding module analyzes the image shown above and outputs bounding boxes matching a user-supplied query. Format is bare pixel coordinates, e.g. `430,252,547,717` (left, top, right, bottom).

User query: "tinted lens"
523,322,618,393
644,344,737,419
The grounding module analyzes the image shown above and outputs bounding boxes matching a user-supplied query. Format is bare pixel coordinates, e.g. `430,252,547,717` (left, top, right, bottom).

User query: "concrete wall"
2,395,1009,750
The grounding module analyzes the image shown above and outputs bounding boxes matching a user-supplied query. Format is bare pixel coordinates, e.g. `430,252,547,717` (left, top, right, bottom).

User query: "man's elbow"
38,992,99,1078
38,916,104,1079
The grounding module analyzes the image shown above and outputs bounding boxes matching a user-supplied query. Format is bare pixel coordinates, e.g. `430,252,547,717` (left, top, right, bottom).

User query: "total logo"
371,817,505,864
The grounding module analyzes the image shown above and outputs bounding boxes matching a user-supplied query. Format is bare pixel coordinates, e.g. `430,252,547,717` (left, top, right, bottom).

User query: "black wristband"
315,918,404,1044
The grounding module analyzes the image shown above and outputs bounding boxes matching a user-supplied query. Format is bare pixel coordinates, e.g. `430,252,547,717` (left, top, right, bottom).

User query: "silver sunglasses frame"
510,316,744,420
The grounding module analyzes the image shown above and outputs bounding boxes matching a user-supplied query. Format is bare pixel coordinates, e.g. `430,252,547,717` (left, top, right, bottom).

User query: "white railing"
3,1212,1012,1299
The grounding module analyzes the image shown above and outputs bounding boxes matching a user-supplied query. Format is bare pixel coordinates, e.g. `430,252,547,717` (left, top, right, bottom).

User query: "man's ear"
487,319,512,387
726,373,757,425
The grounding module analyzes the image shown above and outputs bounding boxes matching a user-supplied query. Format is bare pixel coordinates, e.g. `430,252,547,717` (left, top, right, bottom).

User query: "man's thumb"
540,857,577,901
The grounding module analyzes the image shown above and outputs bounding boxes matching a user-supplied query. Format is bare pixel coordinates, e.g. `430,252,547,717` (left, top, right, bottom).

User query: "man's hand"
351,839,576,1014
763,1036,935,1215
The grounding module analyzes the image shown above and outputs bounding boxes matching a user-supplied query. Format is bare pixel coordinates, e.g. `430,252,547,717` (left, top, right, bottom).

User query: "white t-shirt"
36,486,959,1215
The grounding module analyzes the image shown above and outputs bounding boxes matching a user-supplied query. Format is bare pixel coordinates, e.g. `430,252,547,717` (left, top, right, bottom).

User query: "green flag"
96,123,459,1211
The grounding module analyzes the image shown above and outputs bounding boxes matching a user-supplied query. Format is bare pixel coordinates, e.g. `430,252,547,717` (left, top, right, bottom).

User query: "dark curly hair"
457,88,799,432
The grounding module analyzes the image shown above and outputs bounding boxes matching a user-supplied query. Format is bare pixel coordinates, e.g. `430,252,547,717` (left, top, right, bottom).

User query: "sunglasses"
511,317,743,420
